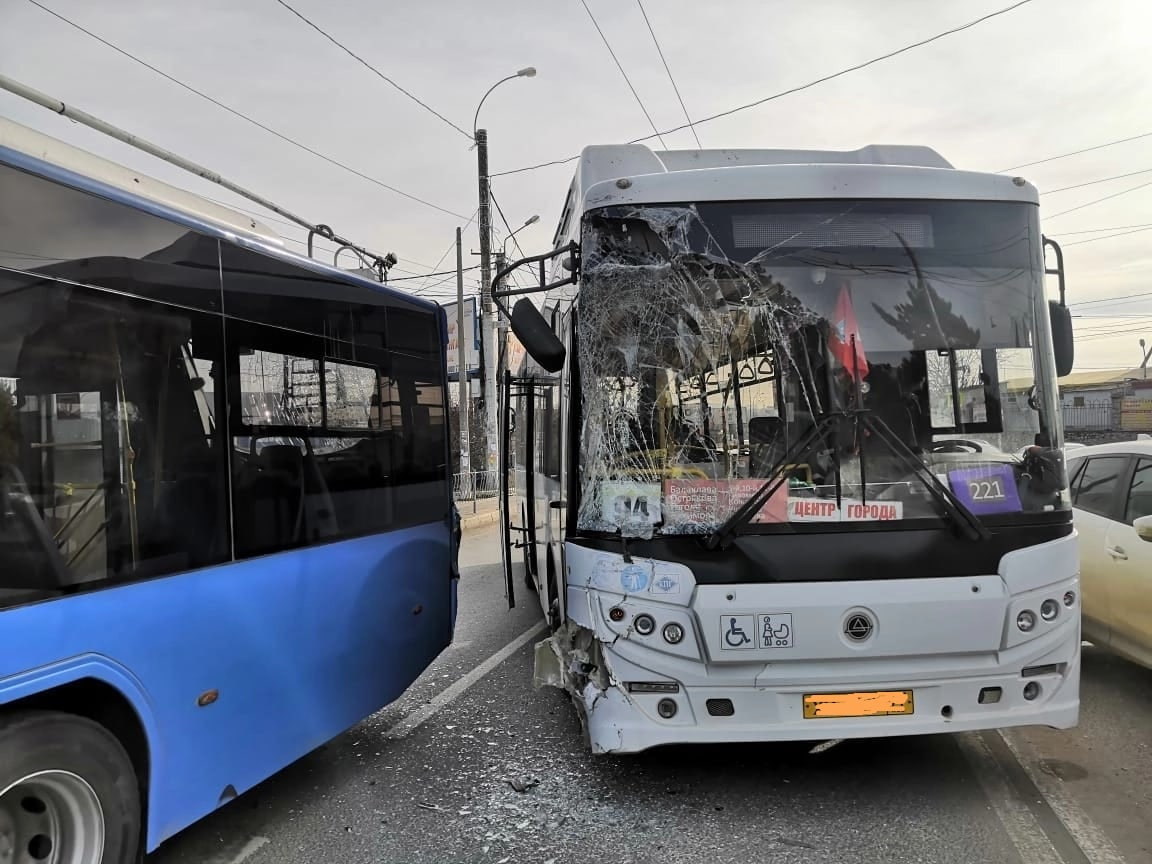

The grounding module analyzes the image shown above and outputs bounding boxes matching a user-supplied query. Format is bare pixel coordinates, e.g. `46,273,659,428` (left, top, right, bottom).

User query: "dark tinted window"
0,271,230,608
1072,456,1126,519
386,354,448,523
1126,459,1152,522
220,244,434,350
388,306,442,359
223,289,447,560
0,163,224,312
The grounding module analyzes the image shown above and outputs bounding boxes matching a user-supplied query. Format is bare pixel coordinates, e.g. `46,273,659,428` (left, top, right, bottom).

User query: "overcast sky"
2,0,1150,372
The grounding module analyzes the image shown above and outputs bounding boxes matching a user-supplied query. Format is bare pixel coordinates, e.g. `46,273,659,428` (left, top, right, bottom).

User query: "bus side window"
389,356,449,527
0,270,232,604
223,297,449,559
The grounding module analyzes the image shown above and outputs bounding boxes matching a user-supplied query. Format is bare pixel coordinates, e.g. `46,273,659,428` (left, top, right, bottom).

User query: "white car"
1066,441,1152,669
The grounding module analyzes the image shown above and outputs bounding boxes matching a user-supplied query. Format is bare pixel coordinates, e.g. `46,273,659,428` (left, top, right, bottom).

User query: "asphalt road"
150,526,1152,864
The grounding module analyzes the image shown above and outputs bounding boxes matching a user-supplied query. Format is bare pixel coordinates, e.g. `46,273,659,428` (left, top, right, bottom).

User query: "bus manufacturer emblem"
844,614,874,641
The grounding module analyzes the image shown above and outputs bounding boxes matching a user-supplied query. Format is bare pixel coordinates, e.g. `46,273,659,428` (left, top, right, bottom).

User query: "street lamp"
474,67,536,477
473,67,537,138
503,214,540,256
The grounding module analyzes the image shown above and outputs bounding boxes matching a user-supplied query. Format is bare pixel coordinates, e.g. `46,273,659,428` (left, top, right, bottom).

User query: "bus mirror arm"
1043,237,1074,377
491,241,581,301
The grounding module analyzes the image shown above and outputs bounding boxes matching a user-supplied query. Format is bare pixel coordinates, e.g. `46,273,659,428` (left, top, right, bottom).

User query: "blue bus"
0,118,456,862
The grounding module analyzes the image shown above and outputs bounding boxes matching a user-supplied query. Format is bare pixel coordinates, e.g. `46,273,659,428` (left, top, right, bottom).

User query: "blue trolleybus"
0,118,455,862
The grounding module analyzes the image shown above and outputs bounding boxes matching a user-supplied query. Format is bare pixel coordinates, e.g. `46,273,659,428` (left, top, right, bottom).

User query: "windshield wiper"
705,412,841,550
705,408,990,550
859,411,989,542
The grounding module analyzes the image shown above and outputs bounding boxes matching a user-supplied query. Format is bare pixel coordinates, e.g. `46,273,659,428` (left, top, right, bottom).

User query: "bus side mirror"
510,299,565,373
1049,300,1074,378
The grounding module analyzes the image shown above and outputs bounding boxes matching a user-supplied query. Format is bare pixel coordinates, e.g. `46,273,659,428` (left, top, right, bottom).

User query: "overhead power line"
1,72,413,276
1045,179,1152,220
1071,289,1152,309
26,0,468,220
579,0,668,149
636,0,700,149
489,189,529,261
1076,323,1152,341
271,0,471,140
1063,226,1152,246
1044,167,1152,195
389,264,480,282
998,130,1152,173
410,210,479,293
495,0,1034,177
1057,222,1152,235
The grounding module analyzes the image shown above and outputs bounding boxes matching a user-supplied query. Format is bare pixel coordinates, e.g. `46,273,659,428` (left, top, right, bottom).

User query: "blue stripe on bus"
0,520,452,849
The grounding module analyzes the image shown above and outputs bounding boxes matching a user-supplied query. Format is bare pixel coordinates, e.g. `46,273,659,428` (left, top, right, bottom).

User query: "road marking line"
956,732,1063,864
203,835,269,864
384,621,547,739
998,731,1127,864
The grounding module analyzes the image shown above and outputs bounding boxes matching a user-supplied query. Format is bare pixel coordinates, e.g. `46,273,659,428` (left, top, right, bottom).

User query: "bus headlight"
1063,590,1076,607
633,614,656,636
662,622,685,644
1017,610,1037,632
1040,599,1060,621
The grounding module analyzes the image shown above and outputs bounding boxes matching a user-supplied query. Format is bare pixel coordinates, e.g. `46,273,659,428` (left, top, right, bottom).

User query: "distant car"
1014,441,1085,458
1066,441,1152,669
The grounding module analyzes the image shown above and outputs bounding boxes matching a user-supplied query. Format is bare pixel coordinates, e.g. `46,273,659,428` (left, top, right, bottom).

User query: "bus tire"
0,710,141,864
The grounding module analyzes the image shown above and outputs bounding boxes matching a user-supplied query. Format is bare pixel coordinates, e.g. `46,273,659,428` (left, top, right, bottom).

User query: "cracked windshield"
1,1,1150,863
577,200,1066,538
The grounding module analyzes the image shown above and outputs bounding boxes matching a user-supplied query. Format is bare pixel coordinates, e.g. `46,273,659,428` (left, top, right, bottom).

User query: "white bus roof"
0,116,284,246
554,142,1036,244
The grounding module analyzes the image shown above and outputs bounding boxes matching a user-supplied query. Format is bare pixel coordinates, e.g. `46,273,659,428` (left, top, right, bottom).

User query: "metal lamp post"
474,66,536,477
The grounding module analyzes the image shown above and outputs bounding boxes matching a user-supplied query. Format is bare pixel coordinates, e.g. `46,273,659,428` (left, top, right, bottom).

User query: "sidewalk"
458,497,500,533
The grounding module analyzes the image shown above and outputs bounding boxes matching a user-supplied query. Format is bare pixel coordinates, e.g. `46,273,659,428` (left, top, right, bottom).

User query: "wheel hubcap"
0,771,105,863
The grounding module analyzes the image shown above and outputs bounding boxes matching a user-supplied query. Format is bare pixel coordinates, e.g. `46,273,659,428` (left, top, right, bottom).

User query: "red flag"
828,284,869,379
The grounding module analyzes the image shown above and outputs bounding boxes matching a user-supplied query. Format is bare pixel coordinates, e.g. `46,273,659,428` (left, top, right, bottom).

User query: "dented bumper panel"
532,539,1081,753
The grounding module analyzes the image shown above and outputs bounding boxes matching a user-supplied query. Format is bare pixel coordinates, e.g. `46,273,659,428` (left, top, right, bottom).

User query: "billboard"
443,296,480,376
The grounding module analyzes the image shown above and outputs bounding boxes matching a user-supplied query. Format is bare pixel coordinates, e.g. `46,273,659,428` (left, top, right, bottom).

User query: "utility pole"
476,128,498,477
1141,338,1152,379
472,68,536,481
495,250,509,397
456,227,471,497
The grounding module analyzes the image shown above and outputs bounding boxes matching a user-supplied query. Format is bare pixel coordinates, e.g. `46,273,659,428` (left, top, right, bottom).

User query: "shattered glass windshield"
575,199,1067,538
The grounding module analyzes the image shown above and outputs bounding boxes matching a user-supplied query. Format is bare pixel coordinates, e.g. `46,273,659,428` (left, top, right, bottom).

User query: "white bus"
495,143,1079,754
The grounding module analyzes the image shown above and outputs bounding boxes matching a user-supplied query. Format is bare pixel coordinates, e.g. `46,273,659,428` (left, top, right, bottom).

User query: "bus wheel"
0,711,140,864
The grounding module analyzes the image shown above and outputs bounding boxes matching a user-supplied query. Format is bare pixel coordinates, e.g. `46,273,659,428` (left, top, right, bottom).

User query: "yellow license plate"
803,690,914,719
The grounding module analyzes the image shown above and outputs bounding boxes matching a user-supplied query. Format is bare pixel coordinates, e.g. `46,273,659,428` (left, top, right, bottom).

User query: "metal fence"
1062,404,1112,431
452,470,500,502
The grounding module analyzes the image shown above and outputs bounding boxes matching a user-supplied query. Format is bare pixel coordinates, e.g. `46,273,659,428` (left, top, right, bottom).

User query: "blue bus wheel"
0,711,140,864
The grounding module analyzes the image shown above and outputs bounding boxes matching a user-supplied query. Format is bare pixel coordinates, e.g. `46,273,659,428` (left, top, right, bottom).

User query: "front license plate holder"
802,689,915,719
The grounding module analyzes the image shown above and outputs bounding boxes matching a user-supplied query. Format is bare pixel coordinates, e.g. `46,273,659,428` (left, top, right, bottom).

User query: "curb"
461,509,500,533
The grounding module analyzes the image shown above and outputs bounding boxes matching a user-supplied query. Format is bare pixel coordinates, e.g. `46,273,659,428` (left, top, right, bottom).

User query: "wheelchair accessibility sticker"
719,613,795,650
720,615,756,650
